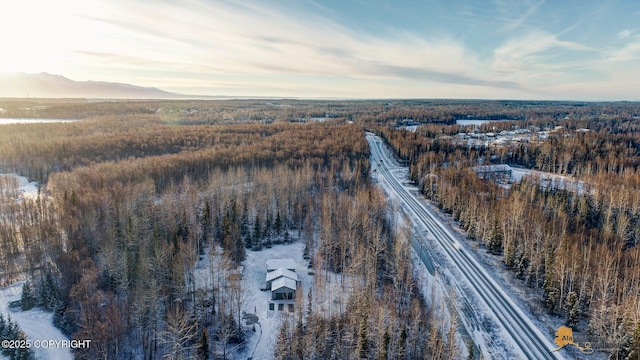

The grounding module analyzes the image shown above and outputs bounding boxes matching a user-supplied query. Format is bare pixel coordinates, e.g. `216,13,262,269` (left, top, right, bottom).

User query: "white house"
266,258,300,310
265,267,298,289
271,277,297,301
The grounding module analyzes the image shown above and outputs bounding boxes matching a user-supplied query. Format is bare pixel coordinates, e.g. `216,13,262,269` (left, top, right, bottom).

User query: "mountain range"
0,72,185,99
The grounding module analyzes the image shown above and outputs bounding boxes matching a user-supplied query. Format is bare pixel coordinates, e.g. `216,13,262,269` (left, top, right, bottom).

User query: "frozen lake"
0,118,77,124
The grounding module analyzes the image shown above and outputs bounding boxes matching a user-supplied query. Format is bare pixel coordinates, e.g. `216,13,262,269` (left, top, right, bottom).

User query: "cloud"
618,29,634,39
67,0,520,94
7,0,637,99
492,30,594,77
500,0,546,32
604,41,640,62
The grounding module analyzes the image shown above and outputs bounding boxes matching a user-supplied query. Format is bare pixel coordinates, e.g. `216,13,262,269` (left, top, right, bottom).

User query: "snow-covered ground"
192,240,334,360
240,241,308,360
473,164,588,194
0,173,40,200
510,166,586,192
0,282,72,360
0,174,71,360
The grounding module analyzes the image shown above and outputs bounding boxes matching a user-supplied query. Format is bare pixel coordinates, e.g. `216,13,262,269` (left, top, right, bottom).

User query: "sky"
1,0,639,100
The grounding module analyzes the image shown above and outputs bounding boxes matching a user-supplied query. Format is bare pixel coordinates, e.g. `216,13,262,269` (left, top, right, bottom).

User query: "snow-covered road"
367,133,565,360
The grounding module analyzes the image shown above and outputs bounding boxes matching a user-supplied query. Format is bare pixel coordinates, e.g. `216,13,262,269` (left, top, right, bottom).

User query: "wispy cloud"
604,41,640,62
68,0,514,93
492,30,594,76
618,29,635,39
2,0,639,99
500,0,546,32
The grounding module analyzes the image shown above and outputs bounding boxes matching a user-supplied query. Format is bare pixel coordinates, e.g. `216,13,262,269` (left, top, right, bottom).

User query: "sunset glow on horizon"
1,0,639,100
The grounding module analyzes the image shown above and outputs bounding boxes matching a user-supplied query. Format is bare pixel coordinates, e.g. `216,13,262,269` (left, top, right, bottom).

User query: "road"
367,133,563,360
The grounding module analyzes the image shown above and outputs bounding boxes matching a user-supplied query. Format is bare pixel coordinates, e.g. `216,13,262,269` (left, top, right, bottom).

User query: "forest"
0,99,460,359
376,105,640,359
1,98,640,359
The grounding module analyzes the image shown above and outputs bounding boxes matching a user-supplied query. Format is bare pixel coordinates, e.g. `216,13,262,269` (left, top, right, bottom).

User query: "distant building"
472,164,513,183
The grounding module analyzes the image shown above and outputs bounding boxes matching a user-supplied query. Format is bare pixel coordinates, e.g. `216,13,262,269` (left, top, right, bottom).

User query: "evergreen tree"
294,316,305,359
200,201,211,245
564,291,580,329
487,219,503,255
197,328,209,360
467,340,476,360
377,329,390,360
52,298,75,336
0,317,35,359
21,280,36,311
274,210,282,237
398,325,407,360
544,287,559,314
356,315,369,359
253,213,262,248
240,200,249,247
245,231,253,249
626,321,640,360
14,330,35,360
263,213,272,247
0,315,5,342
39,271,59,311
306,288,313,322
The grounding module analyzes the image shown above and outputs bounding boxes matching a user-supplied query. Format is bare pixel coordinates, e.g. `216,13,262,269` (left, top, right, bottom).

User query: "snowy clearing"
0,282,72,360
0,173,40,200
192,239,350,360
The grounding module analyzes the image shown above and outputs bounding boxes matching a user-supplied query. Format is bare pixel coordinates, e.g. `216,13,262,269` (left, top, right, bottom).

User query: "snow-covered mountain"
0,72,183,99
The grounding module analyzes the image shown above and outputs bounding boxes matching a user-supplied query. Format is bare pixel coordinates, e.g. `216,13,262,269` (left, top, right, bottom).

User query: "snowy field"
510,166,587,194
473,164,588,194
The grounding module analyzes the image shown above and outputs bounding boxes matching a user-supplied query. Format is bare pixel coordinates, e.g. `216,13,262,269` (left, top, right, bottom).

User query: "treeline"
4,98,639,131
0,117,367,183
377,119,640,358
